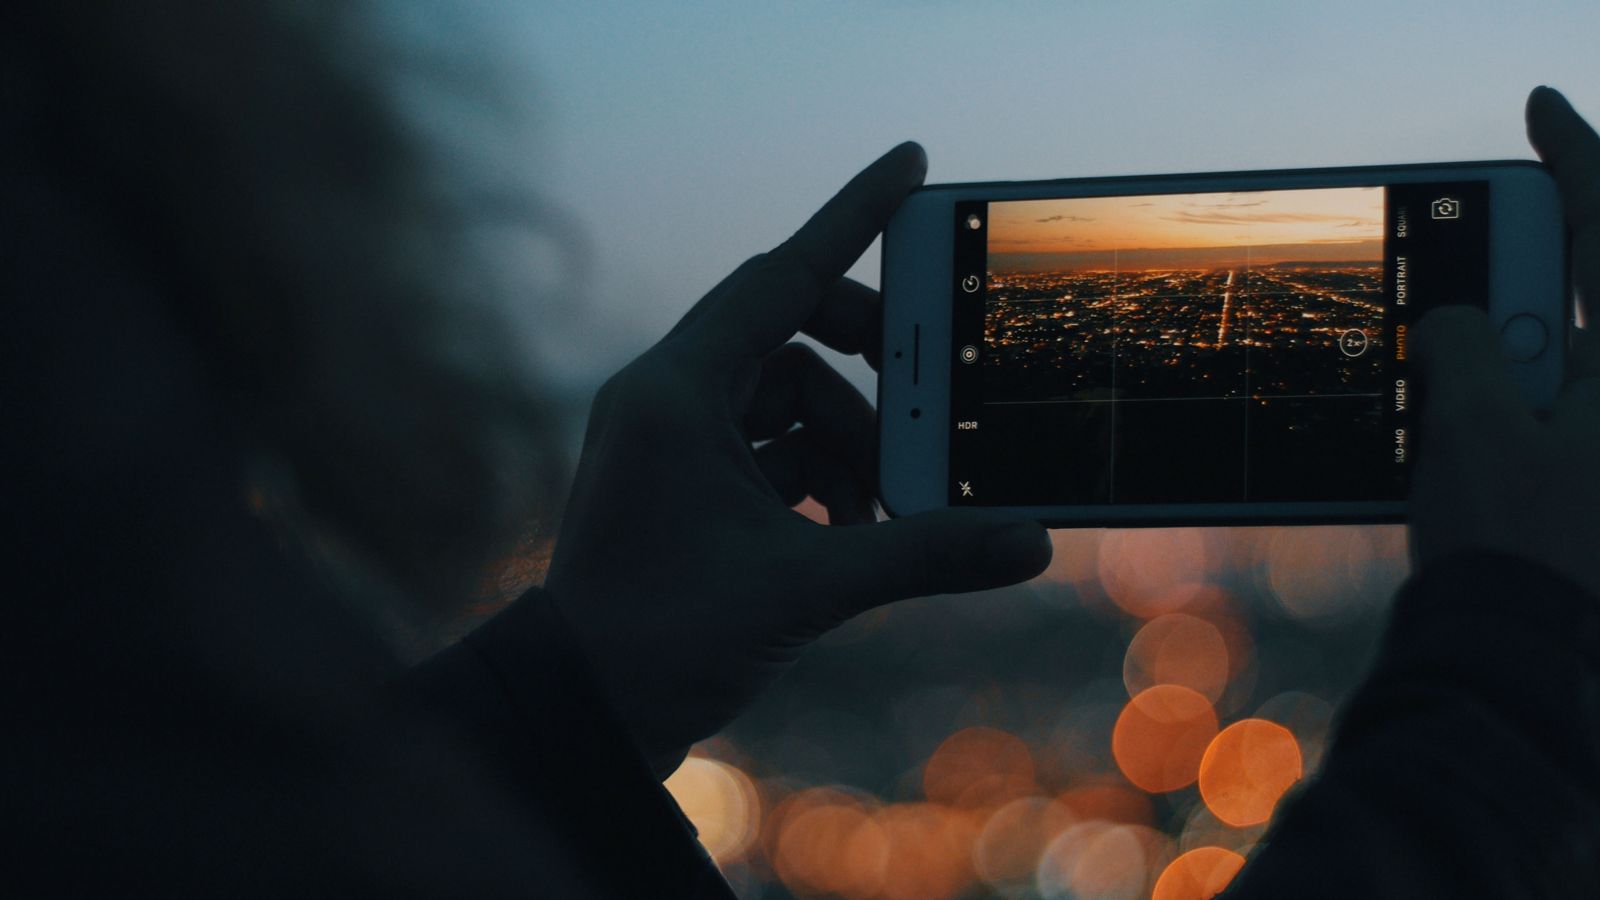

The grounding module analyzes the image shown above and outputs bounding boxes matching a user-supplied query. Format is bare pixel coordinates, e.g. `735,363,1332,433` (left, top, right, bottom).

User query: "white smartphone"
878,162,1567,525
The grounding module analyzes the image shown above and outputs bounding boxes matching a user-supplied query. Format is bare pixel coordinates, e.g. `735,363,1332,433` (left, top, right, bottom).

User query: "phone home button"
1500,313,1548,362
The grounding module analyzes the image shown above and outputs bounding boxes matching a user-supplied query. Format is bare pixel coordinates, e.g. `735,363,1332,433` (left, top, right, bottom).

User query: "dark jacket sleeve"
398,589,737,900
1226,552,1600,899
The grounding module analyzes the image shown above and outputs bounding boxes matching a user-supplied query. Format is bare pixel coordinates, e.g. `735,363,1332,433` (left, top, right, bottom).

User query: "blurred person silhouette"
6,2,1599,898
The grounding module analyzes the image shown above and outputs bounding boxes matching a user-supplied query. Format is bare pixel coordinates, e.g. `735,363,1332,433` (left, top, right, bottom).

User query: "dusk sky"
389,0,1600,407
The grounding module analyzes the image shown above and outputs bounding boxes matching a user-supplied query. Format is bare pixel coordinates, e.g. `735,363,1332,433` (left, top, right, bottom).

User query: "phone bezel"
878,160,1567,526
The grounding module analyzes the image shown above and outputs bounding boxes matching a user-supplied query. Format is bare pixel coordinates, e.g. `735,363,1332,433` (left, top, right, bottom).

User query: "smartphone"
878,162,1567,525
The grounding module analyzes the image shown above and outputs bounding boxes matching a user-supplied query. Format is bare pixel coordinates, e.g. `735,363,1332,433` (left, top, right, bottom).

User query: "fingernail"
982,523,1052,576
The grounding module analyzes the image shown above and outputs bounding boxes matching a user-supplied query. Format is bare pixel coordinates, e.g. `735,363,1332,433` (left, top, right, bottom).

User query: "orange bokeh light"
1263,526,1376,623
973,797,1078,891
923,726,1037,808
1152,846,1247,900
1098,529,1215,617
1199,719,1303,827
662,757,761,864
1056,779,1155,827
1112,685,1219,793
1123,614,1231,703
768,789,887,898
1035,820,1167,900
1041,529,1106,588
875,803,981,900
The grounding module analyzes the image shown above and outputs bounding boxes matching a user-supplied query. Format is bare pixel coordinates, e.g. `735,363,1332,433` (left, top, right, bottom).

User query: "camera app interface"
948,182,1488,506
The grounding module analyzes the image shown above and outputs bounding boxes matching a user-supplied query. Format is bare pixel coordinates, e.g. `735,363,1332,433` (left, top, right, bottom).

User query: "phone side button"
1500,313,1549,362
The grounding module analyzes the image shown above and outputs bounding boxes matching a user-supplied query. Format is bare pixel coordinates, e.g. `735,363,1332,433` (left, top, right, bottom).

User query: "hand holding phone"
1409,87,1600,601
880,132,1568,526
545,144,1050,776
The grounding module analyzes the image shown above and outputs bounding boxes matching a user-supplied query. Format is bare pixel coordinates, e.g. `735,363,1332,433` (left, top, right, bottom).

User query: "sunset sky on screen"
987,188,1384,268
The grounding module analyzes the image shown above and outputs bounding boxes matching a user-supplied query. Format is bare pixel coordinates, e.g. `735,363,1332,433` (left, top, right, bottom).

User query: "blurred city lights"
767,787,883,897
1035,821,1169,900
973,797,1078,891
1123,614,1231,703
1041,528,1106,590
1057,778,1156,828
1098,529,1217,618
1152,846,1247,900
662,756,761,863
1263,526,1378,624
923,726,1037,808
1112,685,1220,793
633,519,1392,896
874,803,981,900
784,803,888,896
1198,719,1303,827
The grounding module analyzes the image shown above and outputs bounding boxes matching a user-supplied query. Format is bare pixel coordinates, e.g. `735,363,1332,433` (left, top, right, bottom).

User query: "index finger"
1527,86,1600,320
691,142,927,362
779,141,928,282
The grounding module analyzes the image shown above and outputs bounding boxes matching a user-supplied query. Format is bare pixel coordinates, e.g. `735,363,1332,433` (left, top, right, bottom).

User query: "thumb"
1412,305,1528,444
824,509,1052,615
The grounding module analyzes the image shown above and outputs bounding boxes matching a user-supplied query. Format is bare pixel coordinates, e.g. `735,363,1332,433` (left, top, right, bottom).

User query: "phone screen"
948,182,1488,506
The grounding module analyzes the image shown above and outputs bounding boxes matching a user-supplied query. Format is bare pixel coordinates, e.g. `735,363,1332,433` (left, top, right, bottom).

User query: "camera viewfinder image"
980,188,1388,503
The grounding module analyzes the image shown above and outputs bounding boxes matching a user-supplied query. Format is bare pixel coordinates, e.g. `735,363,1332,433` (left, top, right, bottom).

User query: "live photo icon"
1431,197,1461,219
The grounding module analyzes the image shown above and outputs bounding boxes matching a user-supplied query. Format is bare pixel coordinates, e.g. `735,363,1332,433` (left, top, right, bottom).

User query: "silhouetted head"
10,3,566,606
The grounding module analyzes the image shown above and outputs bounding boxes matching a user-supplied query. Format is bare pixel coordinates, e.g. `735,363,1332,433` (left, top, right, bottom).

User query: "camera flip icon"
1430,197,1461,220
